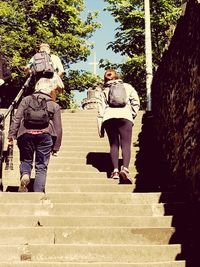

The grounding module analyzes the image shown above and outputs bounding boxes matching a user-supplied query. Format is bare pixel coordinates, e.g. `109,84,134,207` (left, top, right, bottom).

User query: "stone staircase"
0,109,186,266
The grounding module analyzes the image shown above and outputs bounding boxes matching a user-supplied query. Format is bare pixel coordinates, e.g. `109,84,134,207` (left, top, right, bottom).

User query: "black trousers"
103,118,133,170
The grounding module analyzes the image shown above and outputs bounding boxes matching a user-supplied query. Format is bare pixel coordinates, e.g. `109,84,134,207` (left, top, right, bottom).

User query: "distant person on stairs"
97,69,140,184
7,78,62,192
24,43,65,101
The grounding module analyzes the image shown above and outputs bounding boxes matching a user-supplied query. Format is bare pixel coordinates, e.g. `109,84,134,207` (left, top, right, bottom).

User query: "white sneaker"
18,174,30,192
110,171,119,179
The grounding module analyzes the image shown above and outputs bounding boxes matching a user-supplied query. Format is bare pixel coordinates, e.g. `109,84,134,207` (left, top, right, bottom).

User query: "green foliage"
64,69,101,91
56,91,78,109
102,0,182,108
0,0,101,107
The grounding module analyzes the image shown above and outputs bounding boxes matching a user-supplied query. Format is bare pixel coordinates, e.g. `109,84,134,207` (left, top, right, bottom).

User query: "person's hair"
39,43,50,54
35,78,53,94
39,43,50,49
104,69,120,83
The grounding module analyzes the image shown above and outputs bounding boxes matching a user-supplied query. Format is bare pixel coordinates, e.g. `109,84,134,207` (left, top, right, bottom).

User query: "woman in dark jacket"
8,78,62,192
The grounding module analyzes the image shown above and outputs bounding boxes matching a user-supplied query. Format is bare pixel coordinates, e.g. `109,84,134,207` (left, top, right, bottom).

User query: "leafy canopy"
0,0,101,107
101,0,182,108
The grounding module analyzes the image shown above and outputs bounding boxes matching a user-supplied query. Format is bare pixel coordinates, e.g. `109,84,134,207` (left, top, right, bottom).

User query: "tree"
0,0,101,107
101,0,182,108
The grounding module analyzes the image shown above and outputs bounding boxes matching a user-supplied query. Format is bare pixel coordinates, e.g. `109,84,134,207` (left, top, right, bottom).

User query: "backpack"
24,94,53,129
107,81,127,108
31,51,54,78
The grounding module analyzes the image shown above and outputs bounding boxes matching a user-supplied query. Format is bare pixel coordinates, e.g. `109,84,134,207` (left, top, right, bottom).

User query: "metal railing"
0,75,32,189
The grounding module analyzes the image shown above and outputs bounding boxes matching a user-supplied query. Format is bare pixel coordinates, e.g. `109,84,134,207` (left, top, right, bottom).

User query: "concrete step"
49,156,137,164
3,171,110,179
60,133,141,139
0,192,164,204
0,261,186,267
53,142,140,149
0,203,183,216
0,244,182,262
60,123,142,129
45,184,135,193
46,172,136,178
44,192,185,204
0,215,174,228
59,114,144,120
61,127,142,134
46,178,117,184
0,226,176,245
7,163,125,172
60,117,143,124
47,164,137,172
10,151,138,160
2,176,138,193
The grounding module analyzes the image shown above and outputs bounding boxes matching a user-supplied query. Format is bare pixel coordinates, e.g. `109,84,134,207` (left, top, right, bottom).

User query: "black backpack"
107,80,127,108
32,51,54,78
24,94,53,129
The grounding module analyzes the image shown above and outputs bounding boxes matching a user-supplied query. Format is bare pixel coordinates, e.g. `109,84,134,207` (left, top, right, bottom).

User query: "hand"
52,150,58,157
0,79,5,86
7,138,13,145
24,67,31,75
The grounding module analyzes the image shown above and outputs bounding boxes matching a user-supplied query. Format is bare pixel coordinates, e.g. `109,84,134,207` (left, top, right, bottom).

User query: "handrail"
0,75,32,187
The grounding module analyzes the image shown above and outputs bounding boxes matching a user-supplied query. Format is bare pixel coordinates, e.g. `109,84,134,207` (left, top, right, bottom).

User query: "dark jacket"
8,93,62,151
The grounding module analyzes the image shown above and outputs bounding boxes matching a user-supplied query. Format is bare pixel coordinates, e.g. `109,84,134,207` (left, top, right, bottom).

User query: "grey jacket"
97,79,140,123
8,93,62,151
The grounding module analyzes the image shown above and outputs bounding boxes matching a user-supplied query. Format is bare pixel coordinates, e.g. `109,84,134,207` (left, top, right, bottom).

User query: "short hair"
104,69,120,83
39,43,50,49
39,43,51,54
35,78,53,94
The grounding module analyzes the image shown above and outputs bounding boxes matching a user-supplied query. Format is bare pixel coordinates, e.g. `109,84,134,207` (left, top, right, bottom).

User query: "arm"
129,86,140,119
97,91,107,137
24,57,33,75
52,105,62,151
97,91,107,119
51,55,65,77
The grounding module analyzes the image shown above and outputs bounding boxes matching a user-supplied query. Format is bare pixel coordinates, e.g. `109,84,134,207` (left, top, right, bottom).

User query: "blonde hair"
39,43,50,54
104,69,120,83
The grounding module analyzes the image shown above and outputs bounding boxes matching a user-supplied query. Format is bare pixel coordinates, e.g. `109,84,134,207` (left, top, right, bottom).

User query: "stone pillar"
81,86,102,110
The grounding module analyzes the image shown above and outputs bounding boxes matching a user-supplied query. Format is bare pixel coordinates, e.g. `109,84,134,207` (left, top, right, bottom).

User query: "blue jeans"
17,133,53,192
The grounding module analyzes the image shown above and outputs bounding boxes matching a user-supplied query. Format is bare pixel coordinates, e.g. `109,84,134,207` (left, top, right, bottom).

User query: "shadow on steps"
133,111,200,266
86,152,123,178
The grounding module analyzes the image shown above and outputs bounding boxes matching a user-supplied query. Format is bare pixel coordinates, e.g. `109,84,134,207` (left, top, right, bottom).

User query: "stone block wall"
151,0,200,198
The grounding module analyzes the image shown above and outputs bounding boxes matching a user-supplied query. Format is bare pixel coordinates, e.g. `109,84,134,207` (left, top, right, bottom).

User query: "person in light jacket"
8,78,62,192
97,69,140,184
24,43,65,101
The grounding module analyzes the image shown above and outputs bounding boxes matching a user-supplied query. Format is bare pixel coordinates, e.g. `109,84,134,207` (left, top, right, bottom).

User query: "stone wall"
151,0,200,198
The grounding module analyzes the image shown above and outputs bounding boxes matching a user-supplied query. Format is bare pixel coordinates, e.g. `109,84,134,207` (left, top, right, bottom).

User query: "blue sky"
72,0,123,105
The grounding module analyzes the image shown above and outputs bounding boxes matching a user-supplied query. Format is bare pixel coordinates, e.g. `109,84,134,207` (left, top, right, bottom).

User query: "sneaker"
119,167,132,184
18,174,30,192
110,171,119,179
